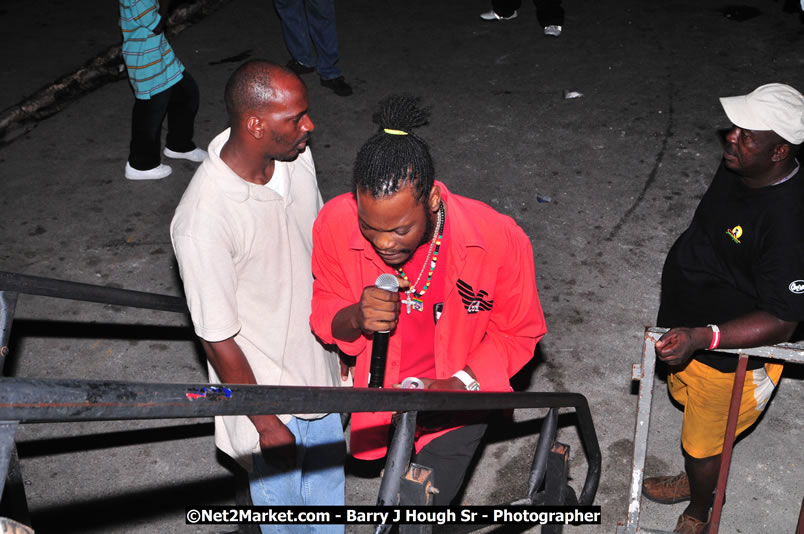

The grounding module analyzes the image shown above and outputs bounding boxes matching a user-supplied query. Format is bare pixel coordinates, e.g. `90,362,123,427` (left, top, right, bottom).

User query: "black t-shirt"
658,162,804,372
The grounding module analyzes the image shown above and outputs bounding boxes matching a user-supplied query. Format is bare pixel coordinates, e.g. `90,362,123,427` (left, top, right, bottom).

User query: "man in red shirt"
310,95,546,504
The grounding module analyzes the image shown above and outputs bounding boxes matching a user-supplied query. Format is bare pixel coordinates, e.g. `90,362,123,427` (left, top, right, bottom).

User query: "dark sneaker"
320,76,353,96
642,472,691,504
673,511,710,534
286,58,314,75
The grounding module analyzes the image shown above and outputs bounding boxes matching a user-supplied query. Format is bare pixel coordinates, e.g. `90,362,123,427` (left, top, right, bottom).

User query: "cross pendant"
401,291,415,314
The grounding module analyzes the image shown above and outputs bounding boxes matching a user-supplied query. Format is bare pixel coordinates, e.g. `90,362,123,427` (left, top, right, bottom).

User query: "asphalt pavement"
0,0,802,532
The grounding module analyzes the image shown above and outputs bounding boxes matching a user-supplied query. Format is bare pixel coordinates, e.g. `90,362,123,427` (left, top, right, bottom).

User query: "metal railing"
617,327,804,534
0,270,601,532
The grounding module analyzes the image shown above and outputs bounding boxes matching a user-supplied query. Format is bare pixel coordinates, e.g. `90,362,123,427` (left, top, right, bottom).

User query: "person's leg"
298,413,345,534
642,370,692,504
491,0,522,18
304,0,342,80
682,453,719,522
674,361,782,525
249,417,306,534
165,73,200,154
274,0,316,68
411,423,487,506
534,0,564,27
249,415,344,533
129,90,171,170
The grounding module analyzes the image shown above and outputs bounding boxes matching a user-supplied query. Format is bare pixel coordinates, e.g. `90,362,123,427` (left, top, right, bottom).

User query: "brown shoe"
674,511,710,534
642,472,691,504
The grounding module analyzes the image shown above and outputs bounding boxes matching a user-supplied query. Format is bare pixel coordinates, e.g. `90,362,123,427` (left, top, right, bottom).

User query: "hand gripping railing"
0,270,601,530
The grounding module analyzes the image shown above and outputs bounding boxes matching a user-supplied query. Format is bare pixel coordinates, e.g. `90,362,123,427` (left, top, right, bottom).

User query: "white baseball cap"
719,83,804,145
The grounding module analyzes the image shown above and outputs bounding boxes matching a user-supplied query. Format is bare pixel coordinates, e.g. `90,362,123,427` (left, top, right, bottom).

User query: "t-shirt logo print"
725,225,743,244
789,280,804,294
457,279,494,313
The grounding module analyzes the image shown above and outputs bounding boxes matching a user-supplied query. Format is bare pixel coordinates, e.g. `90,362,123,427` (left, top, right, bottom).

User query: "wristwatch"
452,370,480,391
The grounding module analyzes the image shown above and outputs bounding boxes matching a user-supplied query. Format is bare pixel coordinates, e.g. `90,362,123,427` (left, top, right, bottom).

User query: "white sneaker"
480,9,518,20
163,147,208,162
544,24,562,37
125,162,172,181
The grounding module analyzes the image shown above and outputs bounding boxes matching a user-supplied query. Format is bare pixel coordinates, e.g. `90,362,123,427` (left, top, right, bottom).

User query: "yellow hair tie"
383,128,408,136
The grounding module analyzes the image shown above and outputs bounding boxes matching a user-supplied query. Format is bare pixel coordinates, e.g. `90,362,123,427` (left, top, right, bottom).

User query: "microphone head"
375,273,400,292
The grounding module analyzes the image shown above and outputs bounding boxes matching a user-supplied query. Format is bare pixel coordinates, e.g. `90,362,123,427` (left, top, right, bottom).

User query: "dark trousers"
409,423,488,506
129,73,199,170
492,0,564,26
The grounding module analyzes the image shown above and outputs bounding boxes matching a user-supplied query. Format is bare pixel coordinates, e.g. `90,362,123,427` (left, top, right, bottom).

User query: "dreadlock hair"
353,95,435,202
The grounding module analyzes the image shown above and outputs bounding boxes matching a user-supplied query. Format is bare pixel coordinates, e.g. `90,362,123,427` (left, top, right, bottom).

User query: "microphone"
368,273,399,388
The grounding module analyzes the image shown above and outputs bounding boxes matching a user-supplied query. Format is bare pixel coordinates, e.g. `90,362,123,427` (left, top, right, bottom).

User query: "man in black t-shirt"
642,83,803,534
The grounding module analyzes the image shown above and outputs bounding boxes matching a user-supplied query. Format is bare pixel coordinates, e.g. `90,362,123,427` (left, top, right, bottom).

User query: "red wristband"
707,324,720,350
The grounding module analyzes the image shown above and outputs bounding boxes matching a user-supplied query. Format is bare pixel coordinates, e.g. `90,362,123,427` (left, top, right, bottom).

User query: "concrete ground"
1,0,802,532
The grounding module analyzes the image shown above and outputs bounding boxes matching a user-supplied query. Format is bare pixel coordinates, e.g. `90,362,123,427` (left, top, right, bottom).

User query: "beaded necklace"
398,203,445,314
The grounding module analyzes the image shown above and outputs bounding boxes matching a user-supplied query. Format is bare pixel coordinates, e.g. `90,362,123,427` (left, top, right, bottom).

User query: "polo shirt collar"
206,128,291,204
438,183,485,253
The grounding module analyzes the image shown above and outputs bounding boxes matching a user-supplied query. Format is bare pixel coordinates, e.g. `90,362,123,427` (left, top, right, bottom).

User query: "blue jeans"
249,413,345,534
274,0,342,79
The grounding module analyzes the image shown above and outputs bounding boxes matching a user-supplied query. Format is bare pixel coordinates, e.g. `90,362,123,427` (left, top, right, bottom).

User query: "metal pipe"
0,378,602,507
0,421,18,502
374,411,418,534
623,329,661,533
0,271,187,313
709,353,749,533
0,290,19,374
0,378,595,422
575,397,602,506
376,412,417,506
526,407,558,500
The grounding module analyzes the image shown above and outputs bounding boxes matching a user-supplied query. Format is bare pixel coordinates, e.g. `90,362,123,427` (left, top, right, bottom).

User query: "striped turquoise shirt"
120,0,184,100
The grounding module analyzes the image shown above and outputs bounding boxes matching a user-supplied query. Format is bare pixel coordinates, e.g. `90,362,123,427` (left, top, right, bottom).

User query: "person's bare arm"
201,337,295,469
655,310,797,366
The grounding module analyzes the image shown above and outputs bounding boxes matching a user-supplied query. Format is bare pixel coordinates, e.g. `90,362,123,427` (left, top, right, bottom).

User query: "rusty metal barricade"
617,327,804,534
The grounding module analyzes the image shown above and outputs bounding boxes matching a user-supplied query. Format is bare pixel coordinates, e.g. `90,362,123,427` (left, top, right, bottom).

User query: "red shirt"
310,183,547,459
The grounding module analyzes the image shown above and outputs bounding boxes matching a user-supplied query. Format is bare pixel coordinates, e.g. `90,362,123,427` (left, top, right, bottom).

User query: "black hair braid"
353,95,435,202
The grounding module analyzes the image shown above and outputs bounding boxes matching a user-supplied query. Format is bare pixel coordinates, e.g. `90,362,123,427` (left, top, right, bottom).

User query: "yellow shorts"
668,359,783,459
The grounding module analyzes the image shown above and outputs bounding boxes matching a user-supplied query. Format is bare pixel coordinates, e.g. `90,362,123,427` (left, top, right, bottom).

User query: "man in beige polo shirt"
171,60,345,533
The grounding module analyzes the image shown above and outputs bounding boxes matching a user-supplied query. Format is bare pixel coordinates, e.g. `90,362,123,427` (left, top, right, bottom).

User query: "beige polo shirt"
171,128,343,468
